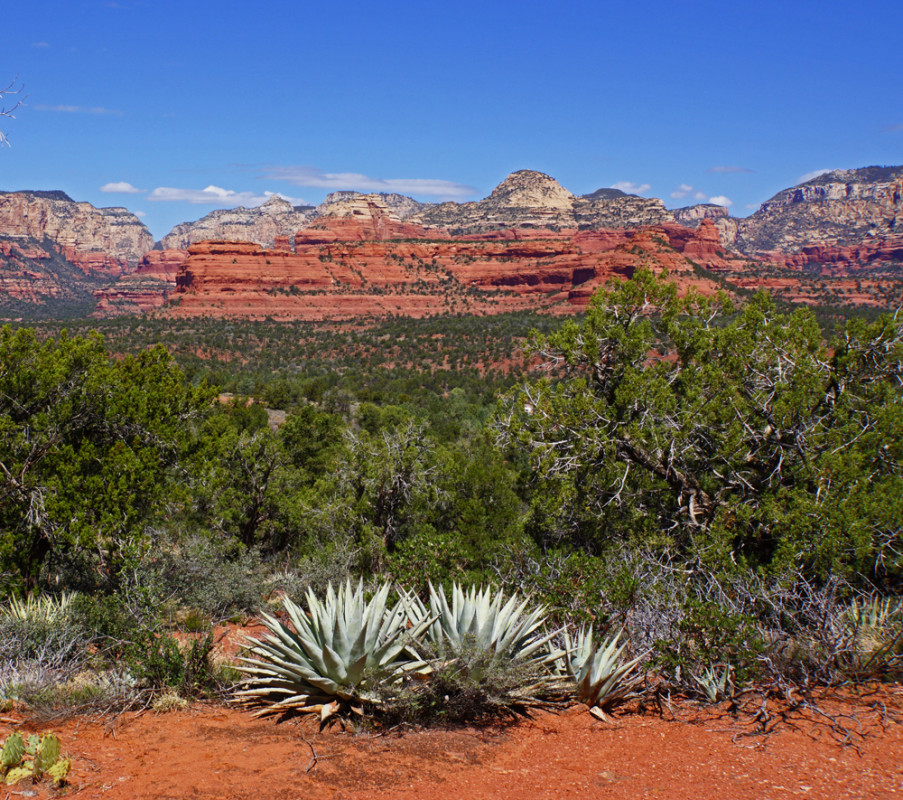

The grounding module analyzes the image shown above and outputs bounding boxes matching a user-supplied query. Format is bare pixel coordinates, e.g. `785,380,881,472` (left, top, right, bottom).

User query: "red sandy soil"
3,689,901,800
4,627,901,798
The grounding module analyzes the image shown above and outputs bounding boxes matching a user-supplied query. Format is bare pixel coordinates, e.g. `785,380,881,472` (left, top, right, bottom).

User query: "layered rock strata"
0,190,152,272
728,166,903,254
159,195,316,250
162,213,738,320
92,249,189,316
412,170,673,233
317,191,425,220
673,204,731,228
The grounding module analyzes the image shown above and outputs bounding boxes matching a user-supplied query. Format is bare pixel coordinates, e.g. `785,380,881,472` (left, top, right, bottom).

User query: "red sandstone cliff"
0,191,152,273
159,213,740,321
92,249,189,316
0,190,154,311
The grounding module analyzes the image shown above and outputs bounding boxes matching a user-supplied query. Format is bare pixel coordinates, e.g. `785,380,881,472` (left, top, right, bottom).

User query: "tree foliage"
496,270,903,582
0,327,214,589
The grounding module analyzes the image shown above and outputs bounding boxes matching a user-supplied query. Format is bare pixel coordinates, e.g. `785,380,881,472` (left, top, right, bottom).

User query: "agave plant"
845,595,900,634
562,626,644,716
842,595,903,678
234,580,432,720
692,664,734,703
420,583,560,672
0,593,75,625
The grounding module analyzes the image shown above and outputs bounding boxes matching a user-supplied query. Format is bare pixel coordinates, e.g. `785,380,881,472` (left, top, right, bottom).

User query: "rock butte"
155,217,736,320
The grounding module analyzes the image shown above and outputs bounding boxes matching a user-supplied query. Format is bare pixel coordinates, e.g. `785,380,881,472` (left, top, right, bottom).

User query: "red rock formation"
157,213,743,321
0,191,152,273
137,249,191,280
0,238,61,303
92,249,189,316
760,234,903,273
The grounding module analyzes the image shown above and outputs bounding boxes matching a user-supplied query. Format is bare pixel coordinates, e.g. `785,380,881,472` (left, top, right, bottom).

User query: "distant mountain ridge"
723,166,903,254
159,195,317,250
2,165,901,316
0,190,152,265
411,170,675,233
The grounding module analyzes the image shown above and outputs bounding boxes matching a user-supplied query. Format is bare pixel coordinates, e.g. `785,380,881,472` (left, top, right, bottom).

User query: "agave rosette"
234,580,432,718
562,626,644,711
408,582,564,699
1,593,75,625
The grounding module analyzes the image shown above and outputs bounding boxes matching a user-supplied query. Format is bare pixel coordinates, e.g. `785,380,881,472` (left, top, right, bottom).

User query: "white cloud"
610,181,651,195
133,210,146,218
259,166,476,199
35,104,121,115
707,165,754,174
708,195,733,207
670,184,708,201
146,185,308,207
31,41,50,48
100,181,144,194
883,123,903,132
797,168,835,184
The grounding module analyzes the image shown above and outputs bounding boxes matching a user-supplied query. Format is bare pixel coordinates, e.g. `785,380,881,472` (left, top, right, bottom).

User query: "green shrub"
136,535,269,621
124,630,220,698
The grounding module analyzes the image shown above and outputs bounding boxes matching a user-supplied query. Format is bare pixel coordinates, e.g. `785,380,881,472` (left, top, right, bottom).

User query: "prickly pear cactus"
33,734,61,775
0,732,71,787
0,733,24,769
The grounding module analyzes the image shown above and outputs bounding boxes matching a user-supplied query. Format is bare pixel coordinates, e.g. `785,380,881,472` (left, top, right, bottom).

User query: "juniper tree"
495,269,903,583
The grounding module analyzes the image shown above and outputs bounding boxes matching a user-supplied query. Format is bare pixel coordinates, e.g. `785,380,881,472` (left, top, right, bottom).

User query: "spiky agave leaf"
563,626,644,711
234,580,432,717
692,664,734,703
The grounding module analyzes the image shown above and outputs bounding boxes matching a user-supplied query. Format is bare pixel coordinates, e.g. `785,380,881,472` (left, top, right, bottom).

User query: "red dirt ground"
3,689,901,800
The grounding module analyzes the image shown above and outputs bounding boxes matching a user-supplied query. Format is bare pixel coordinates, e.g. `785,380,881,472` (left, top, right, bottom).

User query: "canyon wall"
0,190,152,272
159,195,317,250
727,167,903,254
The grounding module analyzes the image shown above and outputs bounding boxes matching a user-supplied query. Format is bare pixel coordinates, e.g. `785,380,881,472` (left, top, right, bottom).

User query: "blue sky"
2,0,902,240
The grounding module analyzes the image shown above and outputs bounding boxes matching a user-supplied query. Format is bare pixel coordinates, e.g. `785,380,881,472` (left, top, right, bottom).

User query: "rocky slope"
300,193,434,242
412,170,674,233
727,166,903,254
159,195,316,250
317,191,425,220
673,204,731,227
0,191,154,313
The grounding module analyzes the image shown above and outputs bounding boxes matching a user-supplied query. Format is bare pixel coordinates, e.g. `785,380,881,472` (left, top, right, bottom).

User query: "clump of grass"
151,692,189,713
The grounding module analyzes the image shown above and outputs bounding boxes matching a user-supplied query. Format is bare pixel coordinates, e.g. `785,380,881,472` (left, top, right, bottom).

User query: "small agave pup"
562,627,645,719
234,580,433,721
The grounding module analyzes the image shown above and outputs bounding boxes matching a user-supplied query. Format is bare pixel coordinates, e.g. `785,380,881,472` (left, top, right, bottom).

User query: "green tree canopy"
495,270,903,583
0,327,215,590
